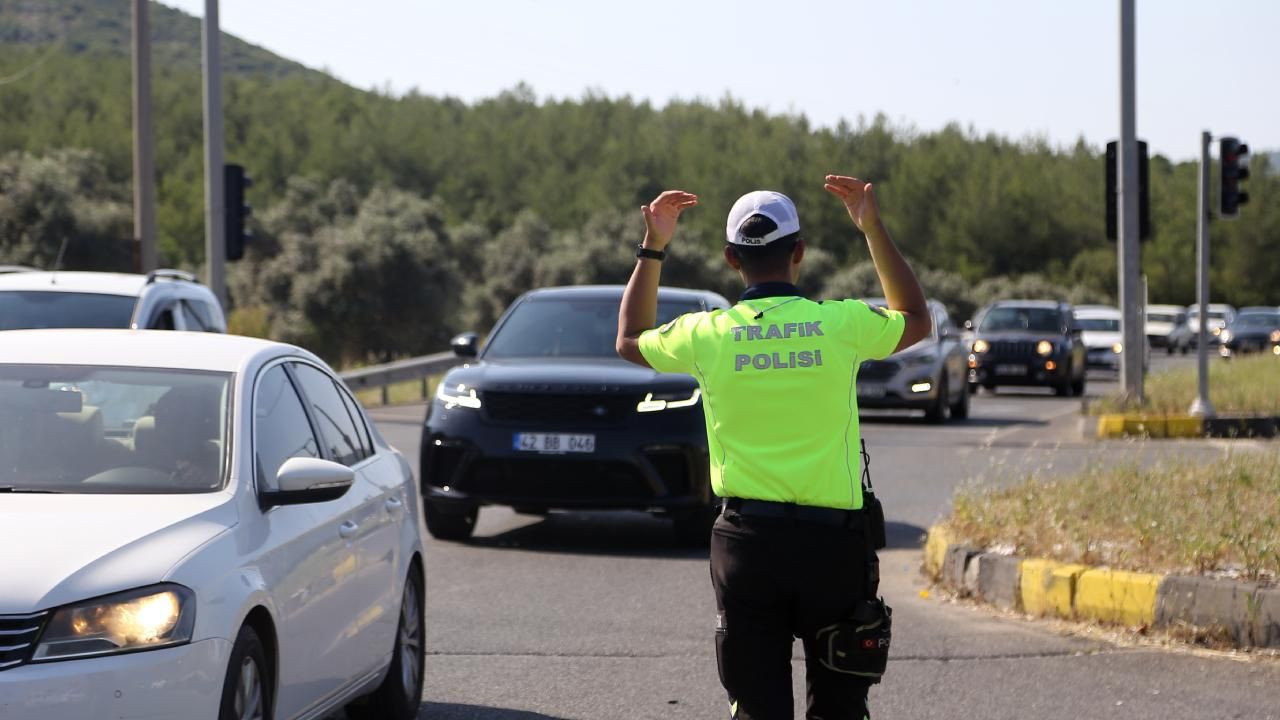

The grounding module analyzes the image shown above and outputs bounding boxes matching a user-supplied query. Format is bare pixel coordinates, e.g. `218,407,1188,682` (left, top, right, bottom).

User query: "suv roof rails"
145,269,199,285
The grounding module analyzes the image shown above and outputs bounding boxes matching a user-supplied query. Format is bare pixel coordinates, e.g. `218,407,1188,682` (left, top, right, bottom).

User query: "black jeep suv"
966,300,1087,396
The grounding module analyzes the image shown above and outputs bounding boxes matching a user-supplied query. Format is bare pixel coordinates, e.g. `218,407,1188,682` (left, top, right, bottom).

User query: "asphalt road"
359,358,1280,720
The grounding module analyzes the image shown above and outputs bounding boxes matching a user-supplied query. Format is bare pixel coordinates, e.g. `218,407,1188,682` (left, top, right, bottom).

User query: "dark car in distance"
857,298,969,422
966,300,1087,396
1219,309,1280,357
420,285,730,543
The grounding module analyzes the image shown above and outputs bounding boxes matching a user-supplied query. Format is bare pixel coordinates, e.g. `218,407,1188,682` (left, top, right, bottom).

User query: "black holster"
813,596,893,684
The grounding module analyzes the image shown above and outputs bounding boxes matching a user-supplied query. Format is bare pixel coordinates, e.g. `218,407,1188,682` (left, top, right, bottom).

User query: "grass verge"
354,376,442,408
946,450,1280,584
1089,352,1280,415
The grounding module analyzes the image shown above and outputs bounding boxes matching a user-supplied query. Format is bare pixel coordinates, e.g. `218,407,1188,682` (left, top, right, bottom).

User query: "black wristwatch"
636,246,666,261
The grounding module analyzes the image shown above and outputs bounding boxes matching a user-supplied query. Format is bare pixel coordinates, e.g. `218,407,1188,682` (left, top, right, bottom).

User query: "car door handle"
384,496,403,514
339,520,359,539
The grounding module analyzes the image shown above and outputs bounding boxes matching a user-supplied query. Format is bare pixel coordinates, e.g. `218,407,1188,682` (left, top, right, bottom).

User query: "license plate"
996,364,1027,376
857,384,886,399
513,433,595,454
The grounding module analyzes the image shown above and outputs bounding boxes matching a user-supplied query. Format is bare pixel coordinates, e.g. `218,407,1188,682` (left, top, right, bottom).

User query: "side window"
290,363,368,466
182,300,217,332
150,306,176,330
254,365,320,490
337,384,374,458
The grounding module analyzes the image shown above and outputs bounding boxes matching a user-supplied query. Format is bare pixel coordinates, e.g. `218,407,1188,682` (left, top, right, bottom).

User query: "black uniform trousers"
711,504,875,720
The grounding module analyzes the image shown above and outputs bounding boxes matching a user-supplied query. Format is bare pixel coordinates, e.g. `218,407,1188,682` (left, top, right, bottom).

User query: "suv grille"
0,611,47,671
483,392,635,425
859,360,900,382
989,340,1038,358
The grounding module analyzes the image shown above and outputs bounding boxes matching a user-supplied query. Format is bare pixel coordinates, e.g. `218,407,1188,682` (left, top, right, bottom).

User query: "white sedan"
0,330,427,720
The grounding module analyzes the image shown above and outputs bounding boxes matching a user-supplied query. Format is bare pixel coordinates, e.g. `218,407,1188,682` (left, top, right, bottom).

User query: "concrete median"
924,525,1279,649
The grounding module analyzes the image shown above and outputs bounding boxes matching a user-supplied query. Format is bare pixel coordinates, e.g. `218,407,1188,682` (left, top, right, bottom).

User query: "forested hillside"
1,1,1276,364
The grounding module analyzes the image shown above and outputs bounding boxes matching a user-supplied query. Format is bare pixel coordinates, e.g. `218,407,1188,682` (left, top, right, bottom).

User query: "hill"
0,0,315,77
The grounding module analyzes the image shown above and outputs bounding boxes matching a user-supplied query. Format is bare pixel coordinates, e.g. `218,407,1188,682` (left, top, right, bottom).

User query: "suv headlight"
1219,330,1232,343
33,584,195,662
1036,341,1054,356
637,388,701,413
1270,330,1280,343
972,340,990,354
436,382,481,409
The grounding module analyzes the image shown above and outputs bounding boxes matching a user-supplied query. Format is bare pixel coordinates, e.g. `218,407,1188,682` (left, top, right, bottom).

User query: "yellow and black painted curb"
924,525,1280,649
1089,413,1280,439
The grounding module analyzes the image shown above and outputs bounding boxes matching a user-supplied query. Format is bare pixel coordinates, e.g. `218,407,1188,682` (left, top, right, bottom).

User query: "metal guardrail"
338,350,459,405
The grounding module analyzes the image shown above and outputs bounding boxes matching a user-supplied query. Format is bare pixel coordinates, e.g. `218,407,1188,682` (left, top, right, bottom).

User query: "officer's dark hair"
728,214,800,277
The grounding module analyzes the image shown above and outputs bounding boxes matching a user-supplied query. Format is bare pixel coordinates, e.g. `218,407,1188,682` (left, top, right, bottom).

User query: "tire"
967,381,979,395
218,625,272,720
949,378,970,420
1071,365,1086,397
348,570,425,720
924,376,949,423
424,500,478,541
672,504,717,546
981,383,997,395
1055,363,1074,397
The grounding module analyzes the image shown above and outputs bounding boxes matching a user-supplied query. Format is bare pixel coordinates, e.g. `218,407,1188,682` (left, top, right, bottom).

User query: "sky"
164,0,1279,160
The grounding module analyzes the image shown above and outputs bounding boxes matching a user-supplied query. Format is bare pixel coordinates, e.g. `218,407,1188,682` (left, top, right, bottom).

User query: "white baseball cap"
725,190,800,246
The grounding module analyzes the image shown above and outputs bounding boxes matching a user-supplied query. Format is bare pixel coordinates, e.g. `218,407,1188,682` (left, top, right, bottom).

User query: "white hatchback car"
0,330,426,720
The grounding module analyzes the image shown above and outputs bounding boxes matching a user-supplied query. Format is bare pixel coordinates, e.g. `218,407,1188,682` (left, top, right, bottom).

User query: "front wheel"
424,500,478,541
1071,365,1086,396
348,570,425,720
924,376,949,423
219,625,271,720
949,377,970,420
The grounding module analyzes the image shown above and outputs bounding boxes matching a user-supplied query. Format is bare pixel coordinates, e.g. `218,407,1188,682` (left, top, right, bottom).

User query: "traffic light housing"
1219,137,1249,218
1106,140,1150,241
224,164,252,261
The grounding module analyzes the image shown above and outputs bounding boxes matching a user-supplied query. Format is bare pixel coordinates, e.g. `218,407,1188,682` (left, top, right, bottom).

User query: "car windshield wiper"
0,486,62,494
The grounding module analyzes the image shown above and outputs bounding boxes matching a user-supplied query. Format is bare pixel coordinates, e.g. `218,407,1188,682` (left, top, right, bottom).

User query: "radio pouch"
814,597,893,684
860,439,887,550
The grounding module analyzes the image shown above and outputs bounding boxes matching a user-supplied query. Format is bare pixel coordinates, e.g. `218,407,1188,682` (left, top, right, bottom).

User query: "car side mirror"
451,332,479,358
260,457,354,508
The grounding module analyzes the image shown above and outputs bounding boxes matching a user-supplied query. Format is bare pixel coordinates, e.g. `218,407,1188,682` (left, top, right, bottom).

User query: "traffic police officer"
616,176,931,719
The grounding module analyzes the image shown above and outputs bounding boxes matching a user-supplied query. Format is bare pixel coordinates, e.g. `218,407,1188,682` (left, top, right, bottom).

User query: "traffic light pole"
1117,0,1143,401
131,0,157,273
1189,131,1214,417
202,0,226,307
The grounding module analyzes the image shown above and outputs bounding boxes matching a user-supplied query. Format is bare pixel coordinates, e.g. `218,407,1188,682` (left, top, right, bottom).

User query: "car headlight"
1270,330,1280,343
1219,330,1232,343
436,382,481,409
972,339,990,354
1112,343,1123,354
1211,326,1222,336
1036,340,1054,356
32,584,195,662
637,388,701,413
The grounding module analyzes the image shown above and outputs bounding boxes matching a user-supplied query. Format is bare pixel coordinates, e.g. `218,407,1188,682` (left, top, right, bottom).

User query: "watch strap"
636,246,666,261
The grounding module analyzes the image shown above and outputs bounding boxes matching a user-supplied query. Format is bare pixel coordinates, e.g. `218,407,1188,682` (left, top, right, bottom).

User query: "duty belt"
722,498,864,528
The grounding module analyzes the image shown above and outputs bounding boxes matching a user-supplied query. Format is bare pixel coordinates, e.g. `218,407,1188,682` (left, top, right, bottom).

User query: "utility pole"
131,0,157,272
1189,131,1214,417
1117,0,1143,402
202,0,226,307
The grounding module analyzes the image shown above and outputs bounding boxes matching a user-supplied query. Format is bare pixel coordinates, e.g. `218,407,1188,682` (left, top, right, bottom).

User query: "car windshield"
0,364,230,493
1147,313,1180,324
1235,313,1280,328
979,307,1063,333
1076,317,1120,332
1188,309,1229,321
485,297,702,359
0,291,136,330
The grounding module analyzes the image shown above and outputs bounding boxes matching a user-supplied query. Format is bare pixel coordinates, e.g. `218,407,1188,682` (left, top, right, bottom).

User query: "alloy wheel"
399,580,423,704
233,656,265,720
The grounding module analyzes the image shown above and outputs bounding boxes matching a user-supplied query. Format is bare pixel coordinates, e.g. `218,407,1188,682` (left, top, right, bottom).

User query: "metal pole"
202,0,226,307
1117,0,1143,401
1189,131,1214,417
131,0,157,272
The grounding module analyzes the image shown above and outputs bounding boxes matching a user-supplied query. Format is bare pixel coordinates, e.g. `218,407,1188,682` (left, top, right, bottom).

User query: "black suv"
420,285,729,543
966,300,1087,396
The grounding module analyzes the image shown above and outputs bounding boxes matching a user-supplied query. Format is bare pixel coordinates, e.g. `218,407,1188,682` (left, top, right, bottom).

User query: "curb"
924,525,1280,649
1091,412,1280,439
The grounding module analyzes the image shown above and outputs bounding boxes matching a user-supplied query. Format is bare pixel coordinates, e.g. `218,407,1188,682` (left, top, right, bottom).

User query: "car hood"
444,357,696,392
0,493,237,613
1228,326,1278,339
1081,330,1122,349
1146,322,1176,335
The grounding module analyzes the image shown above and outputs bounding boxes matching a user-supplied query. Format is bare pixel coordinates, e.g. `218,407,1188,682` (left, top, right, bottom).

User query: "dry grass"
947,450,1280,584
354,376,441,408
1089,352,1280,415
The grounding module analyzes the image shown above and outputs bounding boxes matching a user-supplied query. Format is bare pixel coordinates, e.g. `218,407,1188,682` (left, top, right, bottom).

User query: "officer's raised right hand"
823,175,883,236
640,190,698,250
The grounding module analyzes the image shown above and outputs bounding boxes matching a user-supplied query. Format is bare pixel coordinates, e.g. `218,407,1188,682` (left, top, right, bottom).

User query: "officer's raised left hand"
641,190,698,250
